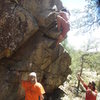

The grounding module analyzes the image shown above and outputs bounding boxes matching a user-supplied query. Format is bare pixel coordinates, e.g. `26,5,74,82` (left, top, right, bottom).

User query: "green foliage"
83,52,100,70
62,41,82,73
62,41,100,75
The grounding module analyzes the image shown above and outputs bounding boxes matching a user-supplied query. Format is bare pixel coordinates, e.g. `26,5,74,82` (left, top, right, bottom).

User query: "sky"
61,0,100,51
61,0,86,10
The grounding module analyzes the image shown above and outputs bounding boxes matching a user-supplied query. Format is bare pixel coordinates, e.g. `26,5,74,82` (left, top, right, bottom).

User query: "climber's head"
88,81,96,91
61,8,70,16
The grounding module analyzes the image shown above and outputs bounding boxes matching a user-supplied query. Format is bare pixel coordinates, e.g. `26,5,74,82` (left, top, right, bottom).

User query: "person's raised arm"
77,74,84,85
77,74,89,90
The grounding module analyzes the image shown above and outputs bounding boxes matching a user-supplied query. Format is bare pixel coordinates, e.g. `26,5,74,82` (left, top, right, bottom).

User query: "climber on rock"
56,8,70,46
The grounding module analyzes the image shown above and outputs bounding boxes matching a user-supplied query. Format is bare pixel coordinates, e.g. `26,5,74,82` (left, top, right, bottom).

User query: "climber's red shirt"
22,81,45,100
59,11,69,22
83,83,97,100
57,15,70,38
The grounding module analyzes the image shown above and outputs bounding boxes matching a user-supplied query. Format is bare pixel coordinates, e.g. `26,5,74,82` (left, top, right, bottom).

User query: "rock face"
0,0,71,100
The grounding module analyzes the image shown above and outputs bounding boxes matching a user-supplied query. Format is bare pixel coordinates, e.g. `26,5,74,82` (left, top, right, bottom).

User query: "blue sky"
61,0,100,51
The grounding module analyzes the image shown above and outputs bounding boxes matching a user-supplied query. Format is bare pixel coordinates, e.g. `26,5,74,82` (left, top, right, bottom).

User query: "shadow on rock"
44,88,66,100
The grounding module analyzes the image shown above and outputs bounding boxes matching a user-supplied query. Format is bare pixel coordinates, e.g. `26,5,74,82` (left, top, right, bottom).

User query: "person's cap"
29,72,37,77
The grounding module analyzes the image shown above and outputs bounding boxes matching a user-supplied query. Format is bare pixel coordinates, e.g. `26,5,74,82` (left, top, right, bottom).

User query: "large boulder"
0,1,38,54
0,0,71,100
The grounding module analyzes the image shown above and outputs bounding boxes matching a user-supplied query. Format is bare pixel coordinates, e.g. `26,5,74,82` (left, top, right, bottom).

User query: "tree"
71,0,100,34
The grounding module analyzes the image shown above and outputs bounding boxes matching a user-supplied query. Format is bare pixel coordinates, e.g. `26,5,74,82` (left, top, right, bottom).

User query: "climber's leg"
56,34,67,47
56,34,64,46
